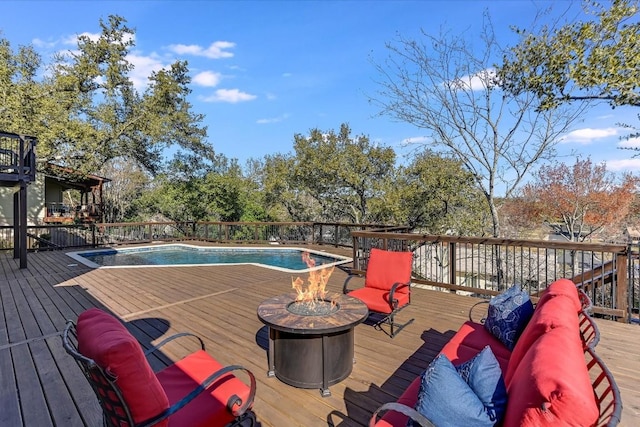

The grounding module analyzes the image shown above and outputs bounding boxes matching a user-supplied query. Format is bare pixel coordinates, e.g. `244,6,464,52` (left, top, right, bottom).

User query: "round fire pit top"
257,293,368,334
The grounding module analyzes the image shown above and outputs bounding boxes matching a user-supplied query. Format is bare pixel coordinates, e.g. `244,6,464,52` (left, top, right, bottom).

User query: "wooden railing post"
616,252,629,322
352,236,359,270
449,242,457,288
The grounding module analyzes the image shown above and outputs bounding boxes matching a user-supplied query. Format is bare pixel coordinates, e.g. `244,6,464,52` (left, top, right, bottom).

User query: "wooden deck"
1,246,639,426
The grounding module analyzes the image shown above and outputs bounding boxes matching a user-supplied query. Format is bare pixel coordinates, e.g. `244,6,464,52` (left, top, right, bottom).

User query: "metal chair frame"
343,273,414,338
62,320,257,427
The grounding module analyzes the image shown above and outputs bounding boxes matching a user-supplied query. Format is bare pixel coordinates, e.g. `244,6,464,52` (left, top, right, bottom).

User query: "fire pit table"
257,293,368,397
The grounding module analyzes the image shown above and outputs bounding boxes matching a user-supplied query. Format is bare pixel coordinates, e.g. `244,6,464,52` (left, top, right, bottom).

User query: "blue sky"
1,0,639,173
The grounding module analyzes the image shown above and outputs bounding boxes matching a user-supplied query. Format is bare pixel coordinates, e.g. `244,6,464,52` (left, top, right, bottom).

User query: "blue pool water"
67,244,350,272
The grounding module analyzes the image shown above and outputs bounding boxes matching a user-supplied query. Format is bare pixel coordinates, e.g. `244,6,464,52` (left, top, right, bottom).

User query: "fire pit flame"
289,252,338,316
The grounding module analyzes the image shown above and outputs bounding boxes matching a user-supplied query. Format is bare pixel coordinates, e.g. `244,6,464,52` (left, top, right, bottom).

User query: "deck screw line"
0,331,63,350
120,287,239,320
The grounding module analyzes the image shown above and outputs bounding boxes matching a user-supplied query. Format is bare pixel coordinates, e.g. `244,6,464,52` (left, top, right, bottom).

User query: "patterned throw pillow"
484,285,534,350
455,346,508,424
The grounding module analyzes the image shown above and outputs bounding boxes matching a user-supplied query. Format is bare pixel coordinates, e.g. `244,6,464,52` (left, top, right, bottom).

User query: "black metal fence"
0,221,385,251
349,230,636,322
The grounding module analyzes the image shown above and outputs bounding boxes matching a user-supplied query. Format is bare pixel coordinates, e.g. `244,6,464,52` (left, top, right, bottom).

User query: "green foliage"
0,36,45,136
259,153,319,221
0,16,212,176
500,0,640,110
136,155,272,223
290,123,396,223
135,174,208,222
384,152,489,234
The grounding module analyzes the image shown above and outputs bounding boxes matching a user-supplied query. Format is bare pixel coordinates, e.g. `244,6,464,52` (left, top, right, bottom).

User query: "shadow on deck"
0,247,638,426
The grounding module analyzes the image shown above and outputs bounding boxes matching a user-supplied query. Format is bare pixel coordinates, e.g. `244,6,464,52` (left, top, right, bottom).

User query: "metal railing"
0,132,36,182
0,221,385,250
1,221,637,322
350,230,634,322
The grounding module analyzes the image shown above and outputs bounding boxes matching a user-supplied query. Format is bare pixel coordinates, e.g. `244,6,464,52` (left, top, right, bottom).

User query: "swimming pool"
66,244,351,272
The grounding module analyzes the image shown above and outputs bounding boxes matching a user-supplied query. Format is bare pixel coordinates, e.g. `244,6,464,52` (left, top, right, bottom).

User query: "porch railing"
0,221,637,322
0,132,36,183
349,230,635,322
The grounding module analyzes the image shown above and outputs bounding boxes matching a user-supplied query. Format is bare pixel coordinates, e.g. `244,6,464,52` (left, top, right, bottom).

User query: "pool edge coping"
65,243,352,273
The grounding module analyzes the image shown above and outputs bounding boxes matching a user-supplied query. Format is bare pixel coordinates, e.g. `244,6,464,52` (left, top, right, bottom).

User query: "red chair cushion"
536,278,581,312
505,294,579,386
347,287,410,314
77,308,170,426
364,248,413,292
156,350,251,427
503,327,598,427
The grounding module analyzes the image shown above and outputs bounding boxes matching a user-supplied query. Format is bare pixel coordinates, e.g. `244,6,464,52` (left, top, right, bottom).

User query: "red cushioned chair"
62,308,257,427
343,248,414,338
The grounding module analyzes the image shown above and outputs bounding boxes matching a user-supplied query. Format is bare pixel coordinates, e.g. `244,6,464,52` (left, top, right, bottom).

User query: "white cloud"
449,68,497,91
32,31,105,50
257,113,290,124
168,41,235,59
401,136,430,146
63,32,101,45
63,31,135,47
605,158,640,172
560,127,619,144
200,89,257,103
596,114,614,120
282,72,292,78
618,137,640,149
32,38,57,49
192,71,222,87
126,53,167,90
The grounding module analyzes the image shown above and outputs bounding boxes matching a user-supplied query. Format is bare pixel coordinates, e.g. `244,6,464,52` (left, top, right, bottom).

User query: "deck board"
0,247,638,426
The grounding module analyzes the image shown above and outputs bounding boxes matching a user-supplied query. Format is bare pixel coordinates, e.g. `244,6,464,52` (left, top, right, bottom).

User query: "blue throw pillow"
455,346,508,424
409,354,493,427
484,285,534,350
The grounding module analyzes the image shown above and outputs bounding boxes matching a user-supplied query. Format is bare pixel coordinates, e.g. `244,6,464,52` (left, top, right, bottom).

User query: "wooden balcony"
0,132,36,186
42,203,103,224
0,245,638,426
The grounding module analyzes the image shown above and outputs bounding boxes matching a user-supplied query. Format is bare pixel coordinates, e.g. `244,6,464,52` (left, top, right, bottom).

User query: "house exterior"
0,162,109,226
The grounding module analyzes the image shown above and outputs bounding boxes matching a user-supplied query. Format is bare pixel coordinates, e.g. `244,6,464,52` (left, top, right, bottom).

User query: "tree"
100,158,150,222
0,36,46,136
1,16,213,176
520,157,639,242
372,14,584,238
500,0,640,110
372,151,489,234
137,154,270,224
258,153,320,222
290,123,397,223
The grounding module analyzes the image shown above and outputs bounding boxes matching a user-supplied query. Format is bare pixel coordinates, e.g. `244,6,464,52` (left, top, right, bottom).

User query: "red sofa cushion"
364,248,413,292
77,308,170,426
440,321,512,363
156,349,251,427
536,278,581,312
441,342,510,375
375,377,422,427
347,287,409,314
503,327,598,427
505,295,580,386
